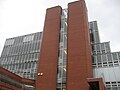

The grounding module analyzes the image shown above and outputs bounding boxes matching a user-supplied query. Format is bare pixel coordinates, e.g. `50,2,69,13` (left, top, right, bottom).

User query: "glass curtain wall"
0,32,42,80
57,9,67,90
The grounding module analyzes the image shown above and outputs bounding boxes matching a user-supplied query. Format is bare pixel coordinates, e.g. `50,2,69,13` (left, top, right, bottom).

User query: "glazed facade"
90,21,120,90
0,32,42,79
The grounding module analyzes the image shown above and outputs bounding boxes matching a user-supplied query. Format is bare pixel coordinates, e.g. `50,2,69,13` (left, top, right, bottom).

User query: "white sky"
0,0,120,55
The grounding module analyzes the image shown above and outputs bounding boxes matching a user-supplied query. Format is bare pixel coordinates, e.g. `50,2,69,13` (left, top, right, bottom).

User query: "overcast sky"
0,0,120,55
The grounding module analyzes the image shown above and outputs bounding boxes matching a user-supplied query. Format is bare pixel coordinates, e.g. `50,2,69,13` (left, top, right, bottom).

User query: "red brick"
66,1,92,90
36,6,62,90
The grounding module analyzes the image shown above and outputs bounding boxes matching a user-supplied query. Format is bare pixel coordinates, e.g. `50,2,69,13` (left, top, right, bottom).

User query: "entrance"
89,81,99,90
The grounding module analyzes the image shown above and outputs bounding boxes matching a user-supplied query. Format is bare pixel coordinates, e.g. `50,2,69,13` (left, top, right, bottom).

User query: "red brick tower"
66,0,93,90
36,6,62,90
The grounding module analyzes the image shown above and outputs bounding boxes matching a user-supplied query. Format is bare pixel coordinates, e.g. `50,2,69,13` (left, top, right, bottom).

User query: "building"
0,0,120,90
0,32,42,79
0,66,35,90
90,21,120,90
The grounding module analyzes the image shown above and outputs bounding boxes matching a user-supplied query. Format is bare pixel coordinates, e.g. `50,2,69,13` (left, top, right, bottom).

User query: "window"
102,50,105,53
59,49,62,59
58,67,62,78
61,19,64,28
23,35,34,42
105,42,110,52
118,52,120,60
112,53,118,60
28,63,31,68
96,44,100,52
63,50,66,60
90,33,94,42
97,55,102,63
92,56,96,63
64,34,67,48
38,32,42,40
101,43,104,50
107,54,112,61
25,63,28,69
92,45,95,51
60,32,63,42
5,39,14,46
21,63,24,69
18,64,21,69
102,54,107,62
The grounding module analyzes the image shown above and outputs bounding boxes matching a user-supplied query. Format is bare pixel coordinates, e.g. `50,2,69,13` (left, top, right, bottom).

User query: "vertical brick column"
66,0,92,90
36,6,62,90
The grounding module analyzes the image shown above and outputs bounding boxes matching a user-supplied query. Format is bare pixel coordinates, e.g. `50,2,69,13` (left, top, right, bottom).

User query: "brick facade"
36,6,62,90
66,1,92,90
